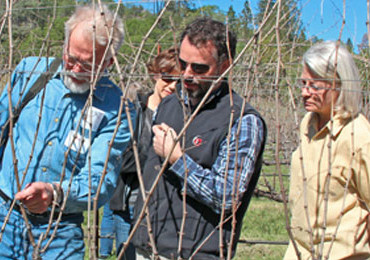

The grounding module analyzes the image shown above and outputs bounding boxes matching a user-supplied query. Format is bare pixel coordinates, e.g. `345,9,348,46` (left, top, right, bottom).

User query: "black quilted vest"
132,84,266,259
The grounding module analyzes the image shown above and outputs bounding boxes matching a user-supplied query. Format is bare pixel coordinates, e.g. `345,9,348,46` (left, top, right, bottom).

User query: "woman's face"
300,65,340,118
154,70,179,100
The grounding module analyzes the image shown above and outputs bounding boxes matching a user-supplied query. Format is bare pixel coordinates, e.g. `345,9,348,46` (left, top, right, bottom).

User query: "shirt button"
42,167,47,172
54,118,59,123
48,141,53,146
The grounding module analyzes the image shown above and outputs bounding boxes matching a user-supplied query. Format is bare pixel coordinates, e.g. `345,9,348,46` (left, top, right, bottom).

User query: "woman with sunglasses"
99,46,180,259
284,41,370,259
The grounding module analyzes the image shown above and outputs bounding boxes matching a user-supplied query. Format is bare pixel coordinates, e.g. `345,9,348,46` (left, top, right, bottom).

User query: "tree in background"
346,38,354,53
358,33,369,54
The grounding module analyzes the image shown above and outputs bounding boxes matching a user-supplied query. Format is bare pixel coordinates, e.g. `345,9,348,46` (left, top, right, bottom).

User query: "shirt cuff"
170,153,199,180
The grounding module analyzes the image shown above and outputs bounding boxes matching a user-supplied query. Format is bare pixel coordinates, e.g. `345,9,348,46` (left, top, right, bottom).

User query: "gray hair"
64,4,124,59
302,41,362,119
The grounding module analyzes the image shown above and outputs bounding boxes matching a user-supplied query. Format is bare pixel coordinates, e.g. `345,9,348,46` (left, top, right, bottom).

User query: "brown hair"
147,46,180,75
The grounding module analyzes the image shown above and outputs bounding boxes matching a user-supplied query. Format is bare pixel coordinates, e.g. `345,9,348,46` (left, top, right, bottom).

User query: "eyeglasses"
65,54,102,72
179,58,210,74
161,73,179,83
297,79,324,92
300,83,320,91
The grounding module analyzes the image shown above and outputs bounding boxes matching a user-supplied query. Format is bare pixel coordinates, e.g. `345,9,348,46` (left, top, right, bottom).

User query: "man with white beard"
0,4,134,259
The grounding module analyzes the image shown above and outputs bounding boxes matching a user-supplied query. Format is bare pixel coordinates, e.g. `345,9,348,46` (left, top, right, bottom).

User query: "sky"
194,0,367,53
123,0,367,53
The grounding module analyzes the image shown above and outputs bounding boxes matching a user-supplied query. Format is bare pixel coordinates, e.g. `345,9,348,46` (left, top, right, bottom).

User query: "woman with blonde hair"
285,41,370,259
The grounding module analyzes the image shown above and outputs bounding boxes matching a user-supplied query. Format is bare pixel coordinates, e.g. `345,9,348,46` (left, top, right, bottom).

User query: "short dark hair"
180,18,237,62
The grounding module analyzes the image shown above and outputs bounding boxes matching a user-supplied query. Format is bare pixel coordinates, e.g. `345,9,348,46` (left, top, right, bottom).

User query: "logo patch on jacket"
192,136,203,147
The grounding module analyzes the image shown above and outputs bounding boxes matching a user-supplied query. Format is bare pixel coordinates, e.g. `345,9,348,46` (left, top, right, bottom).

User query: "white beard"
64,75,90,93
63,69,97,93
63,70,105,94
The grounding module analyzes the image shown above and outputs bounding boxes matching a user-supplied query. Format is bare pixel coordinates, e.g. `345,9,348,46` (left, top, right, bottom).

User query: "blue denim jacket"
0,57,135,214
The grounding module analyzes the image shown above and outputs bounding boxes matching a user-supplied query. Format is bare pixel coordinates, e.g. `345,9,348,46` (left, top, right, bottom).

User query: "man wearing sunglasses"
0,4,134,259
133,18,267,259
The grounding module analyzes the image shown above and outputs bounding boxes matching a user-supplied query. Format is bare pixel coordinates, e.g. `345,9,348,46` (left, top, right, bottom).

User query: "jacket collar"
306,112,350,140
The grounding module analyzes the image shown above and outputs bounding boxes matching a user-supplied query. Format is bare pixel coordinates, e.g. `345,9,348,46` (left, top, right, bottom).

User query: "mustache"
184,77,197,85
63,74,90,93
63,70,104,80
184,76,219,84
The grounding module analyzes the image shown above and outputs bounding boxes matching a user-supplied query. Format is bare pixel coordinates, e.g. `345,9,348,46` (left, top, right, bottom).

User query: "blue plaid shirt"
170,111,264,214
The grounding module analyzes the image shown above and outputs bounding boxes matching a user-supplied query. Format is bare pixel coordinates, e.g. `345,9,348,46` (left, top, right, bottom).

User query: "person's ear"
62,44,69,61
62,53,68,62
219,59,231,73
62,48,69,63
106,57,114,67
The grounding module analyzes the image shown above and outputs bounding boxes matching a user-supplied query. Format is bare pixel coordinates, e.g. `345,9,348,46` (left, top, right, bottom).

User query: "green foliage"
18,16,68,59
239,1,253,38
226,6,238,35
1,0,75,64
1,0,309,69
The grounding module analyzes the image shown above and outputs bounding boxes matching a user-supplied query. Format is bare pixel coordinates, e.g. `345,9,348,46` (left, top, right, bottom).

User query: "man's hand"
15,182,53,214
152,123,183,164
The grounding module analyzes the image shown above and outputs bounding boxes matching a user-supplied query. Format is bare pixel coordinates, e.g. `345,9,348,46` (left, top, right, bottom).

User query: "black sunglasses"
179,58,210,74
161,73,179,83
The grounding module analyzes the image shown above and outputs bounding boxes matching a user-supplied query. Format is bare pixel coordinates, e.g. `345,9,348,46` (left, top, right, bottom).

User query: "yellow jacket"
285,113,370,260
